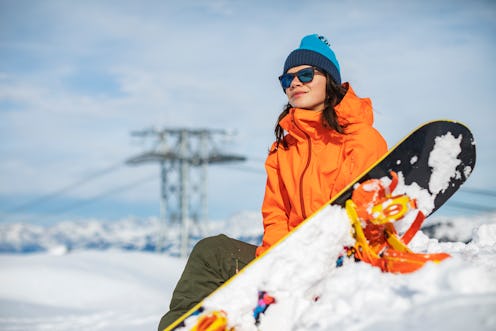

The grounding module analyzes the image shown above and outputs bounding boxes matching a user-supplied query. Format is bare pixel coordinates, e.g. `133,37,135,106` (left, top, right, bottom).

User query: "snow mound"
0,212,495,331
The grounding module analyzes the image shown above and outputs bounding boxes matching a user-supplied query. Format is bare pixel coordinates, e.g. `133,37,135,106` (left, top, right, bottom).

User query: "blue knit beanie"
283,34,341,85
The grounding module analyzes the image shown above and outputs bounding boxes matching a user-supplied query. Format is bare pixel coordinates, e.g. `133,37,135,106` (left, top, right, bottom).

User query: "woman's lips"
290,91,306,99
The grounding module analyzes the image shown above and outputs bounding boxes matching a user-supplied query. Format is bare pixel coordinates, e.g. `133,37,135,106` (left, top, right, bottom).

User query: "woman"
158,33,387,330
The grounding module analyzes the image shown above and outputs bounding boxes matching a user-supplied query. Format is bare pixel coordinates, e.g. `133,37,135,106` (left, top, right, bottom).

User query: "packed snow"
0,250,185,331
429,132,464,195
175,202,496,331
0,212,495,331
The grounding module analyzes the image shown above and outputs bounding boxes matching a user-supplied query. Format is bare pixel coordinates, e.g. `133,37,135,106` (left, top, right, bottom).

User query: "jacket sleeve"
256,147,291,257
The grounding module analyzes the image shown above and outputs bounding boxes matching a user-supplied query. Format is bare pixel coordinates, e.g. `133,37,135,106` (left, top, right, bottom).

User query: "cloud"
0,0,495,223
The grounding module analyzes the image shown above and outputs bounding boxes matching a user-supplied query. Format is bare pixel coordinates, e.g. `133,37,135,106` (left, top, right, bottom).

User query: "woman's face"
284,65,327,111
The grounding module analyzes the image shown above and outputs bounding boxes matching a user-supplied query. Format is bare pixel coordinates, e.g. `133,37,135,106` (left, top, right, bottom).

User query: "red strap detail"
388,171,399,194
401,211,425,244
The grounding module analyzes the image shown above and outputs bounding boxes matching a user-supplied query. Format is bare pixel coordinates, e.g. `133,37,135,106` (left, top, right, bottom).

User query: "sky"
0,0,495,225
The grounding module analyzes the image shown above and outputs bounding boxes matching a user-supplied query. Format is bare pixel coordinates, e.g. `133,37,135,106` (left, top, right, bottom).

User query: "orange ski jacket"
256,83,388,256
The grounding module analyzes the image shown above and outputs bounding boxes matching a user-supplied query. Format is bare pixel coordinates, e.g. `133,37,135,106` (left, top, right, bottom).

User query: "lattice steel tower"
127,128,245,257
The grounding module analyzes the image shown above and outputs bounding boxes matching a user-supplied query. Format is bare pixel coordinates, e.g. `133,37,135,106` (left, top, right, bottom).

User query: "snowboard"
163,120,476,331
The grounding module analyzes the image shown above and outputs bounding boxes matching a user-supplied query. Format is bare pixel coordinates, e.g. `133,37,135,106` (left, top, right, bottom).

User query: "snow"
1,129,494,331
300,232,496,331
193,206,354,331
0,213,494,331
176,205,496,331
0,250,186,331
429,132,464,195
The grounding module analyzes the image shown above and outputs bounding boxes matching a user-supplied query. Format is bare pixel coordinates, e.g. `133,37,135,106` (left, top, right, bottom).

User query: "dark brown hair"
274,71,348,149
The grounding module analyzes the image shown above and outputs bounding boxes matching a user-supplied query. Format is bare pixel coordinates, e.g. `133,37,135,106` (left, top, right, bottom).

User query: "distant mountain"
0,211,263,255
1,211,494,255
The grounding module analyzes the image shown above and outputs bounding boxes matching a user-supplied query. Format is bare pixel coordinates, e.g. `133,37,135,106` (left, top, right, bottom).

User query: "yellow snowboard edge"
162,119,464,331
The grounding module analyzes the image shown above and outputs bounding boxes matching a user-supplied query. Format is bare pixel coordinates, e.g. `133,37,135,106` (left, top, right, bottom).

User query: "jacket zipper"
293,117,312,219
329,141,345,197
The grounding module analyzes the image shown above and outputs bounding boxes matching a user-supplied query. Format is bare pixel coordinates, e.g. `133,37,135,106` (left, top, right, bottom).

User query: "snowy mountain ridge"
0,211,263,255
1,211,494,255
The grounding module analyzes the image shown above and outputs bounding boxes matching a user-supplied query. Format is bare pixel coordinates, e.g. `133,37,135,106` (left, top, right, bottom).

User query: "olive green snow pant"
158,234,257,331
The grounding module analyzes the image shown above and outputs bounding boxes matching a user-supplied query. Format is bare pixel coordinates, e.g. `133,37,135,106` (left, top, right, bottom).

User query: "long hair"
274,71,348,149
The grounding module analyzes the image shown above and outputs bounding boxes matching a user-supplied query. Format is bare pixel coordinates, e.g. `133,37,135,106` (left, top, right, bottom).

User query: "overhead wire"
2,153,495,217
51,173,157,215
2,161,125,215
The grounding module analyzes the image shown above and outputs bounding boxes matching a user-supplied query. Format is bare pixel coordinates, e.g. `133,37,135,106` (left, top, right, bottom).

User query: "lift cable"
48,174,157,215
3,161,125,214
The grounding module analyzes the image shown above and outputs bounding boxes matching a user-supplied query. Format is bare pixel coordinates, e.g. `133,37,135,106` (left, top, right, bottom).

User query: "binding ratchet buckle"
346,171,450,273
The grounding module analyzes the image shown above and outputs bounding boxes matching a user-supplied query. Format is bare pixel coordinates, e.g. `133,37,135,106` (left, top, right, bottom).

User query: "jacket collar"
279,83,374,141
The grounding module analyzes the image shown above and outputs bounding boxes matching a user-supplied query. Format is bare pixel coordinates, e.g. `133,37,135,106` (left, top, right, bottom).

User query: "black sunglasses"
278,67,321,90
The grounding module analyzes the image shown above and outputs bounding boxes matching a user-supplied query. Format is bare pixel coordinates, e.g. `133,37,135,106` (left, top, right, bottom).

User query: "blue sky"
1,0,495,224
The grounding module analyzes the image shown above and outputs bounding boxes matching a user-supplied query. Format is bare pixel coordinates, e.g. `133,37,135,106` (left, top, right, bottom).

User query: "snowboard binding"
346,171,450,273
190,310,231,331
188,290,276,331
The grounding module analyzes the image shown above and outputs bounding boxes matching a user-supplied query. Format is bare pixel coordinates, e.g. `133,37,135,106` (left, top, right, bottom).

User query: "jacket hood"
279,83,375,140
335,83,374,133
